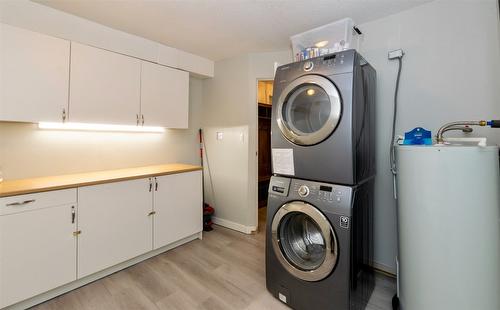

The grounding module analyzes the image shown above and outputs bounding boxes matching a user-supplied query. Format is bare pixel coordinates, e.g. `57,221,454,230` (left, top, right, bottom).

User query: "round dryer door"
271,201,338,282
276,75,342,146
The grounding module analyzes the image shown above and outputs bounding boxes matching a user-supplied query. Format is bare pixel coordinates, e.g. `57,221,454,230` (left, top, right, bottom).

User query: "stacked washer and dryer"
266,49,376,310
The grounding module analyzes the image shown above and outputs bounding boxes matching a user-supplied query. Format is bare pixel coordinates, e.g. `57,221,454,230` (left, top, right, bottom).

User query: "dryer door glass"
283,85,331,135
271,201,338,282
277,75,341,146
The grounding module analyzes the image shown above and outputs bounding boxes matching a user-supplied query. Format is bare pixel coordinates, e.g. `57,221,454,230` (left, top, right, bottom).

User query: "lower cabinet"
0,190,77,309
77,178,153,278
0,170,202,308
153,171,203,249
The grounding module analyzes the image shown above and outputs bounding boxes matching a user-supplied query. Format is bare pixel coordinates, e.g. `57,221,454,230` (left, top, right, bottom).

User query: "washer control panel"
290,179,353,210
268,176,291,197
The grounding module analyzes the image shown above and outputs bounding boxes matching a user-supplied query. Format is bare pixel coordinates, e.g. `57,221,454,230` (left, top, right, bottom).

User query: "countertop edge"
0,165,202,198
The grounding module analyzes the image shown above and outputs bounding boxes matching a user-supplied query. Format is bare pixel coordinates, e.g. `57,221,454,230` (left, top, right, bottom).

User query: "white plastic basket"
291,18,356,61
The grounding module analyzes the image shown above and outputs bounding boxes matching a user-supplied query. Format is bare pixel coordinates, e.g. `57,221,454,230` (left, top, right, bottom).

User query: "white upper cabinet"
140,61,189,128
0,23,70,123
69,42,141,125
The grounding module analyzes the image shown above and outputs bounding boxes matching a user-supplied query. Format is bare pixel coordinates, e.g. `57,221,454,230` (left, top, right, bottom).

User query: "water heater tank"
395,141,500,310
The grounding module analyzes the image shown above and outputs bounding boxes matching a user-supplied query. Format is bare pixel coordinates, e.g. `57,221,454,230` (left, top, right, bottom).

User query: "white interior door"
77,178,153,278
69,42,141,125
153,171,202,249
0,204,76,308
140,61,189,128
0,23,70,123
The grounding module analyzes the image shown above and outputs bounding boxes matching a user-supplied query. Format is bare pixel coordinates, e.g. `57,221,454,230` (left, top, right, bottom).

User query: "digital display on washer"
320,185,332,192
323,54,336,61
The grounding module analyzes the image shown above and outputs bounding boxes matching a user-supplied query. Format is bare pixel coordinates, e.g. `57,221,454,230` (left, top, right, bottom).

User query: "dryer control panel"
276,49,356,80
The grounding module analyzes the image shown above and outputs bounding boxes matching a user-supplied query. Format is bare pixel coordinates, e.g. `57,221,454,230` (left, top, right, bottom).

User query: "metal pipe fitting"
436,120,487,144
441,125,473,135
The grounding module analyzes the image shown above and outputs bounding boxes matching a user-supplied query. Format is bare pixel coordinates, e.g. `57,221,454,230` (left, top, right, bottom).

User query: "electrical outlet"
388,49,404,60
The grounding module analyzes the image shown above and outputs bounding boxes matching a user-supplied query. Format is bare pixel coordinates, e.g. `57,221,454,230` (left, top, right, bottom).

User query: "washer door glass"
277,75,342,146
279,212,326,271
271,201,338,282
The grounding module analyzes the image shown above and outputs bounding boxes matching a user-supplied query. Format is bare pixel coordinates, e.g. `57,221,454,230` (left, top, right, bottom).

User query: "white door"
0,23,70,123
153,171,202,249
0,204,76,308
140,61,189,128
77,178,153,278
69,42,141,125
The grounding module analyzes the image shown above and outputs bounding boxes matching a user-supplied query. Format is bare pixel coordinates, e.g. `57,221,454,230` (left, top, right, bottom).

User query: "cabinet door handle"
6,199,35,207
148,211,156,216
149,178,153,192
62,108,67,122
141,114,145,126
71,206,76,224
155,177,158,191
136,114,139,126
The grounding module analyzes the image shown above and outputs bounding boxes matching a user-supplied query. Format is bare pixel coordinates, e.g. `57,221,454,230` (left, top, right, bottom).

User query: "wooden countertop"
0,163,202,198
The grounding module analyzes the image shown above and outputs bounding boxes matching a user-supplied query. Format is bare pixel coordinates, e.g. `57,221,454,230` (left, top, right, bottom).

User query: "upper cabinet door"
69,42,141,125
0,24,70,123
140,61,189,128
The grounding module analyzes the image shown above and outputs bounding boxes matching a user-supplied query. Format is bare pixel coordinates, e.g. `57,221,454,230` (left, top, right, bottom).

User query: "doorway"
257,80,273,226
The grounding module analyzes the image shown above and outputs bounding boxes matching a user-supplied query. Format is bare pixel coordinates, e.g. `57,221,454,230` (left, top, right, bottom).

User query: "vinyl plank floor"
31,207,396,310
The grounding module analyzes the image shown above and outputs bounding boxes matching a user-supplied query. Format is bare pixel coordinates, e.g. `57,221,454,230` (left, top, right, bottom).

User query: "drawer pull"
5,199,36,207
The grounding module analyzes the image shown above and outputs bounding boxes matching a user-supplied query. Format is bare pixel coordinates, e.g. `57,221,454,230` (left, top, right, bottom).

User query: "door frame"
255,77,274,230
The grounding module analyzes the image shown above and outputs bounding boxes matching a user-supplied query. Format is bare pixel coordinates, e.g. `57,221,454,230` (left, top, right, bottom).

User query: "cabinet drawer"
0,189,77,216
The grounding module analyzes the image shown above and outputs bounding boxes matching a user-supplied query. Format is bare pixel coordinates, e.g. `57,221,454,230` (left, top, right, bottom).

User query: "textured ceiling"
34,0,432,61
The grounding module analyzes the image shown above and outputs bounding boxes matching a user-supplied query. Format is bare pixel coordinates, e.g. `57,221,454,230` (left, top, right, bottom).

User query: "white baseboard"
4,232,202,310
372,260,396,276
212,217,256,234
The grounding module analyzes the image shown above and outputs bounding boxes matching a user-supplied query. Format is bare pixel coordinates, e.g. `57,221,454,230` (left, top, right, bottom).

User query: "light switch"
216,132,223,140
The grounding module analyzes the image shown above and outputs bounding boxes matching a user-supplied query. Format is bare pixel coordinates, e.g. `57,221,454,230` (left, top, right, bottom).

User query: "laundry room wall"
201,50,291,232
357,0,500,273
0,78,203,180
201,54,254,231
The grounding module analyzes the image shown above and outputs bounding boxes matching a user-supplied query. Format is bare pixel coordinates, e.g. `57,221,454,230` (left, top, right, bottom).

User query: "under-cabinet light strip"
38,122,165,133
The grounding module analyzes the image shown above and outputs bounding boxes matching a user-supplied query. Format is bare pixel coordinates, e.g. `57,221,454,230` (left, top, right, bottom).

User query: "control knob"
298,185,310,197
303,61,314,71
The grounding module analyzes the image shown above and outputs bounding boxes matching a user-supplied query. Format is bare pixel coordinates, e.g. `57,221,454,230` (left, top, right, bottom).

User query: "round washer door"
276,75,342,146
271,201,339,282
